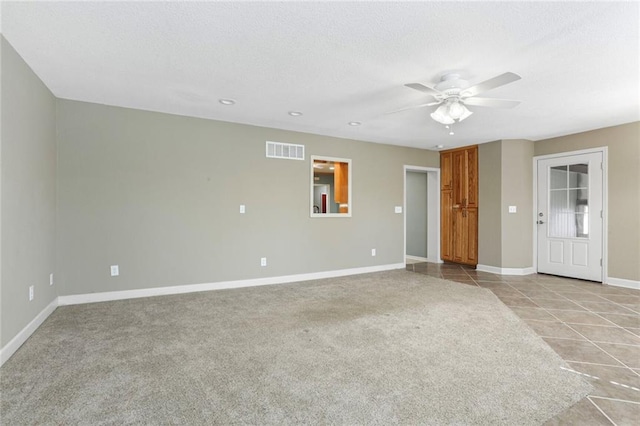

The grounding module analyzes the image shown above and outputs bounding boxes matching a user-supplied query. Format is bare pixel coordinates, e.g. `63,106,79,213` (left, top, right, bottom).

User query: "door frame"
532,147,608,282
404,165,441,263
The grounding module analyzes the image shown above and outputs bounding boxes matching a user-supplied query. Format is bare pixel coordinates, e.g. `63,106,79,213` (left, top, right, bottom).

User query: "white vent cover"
266,141,304,160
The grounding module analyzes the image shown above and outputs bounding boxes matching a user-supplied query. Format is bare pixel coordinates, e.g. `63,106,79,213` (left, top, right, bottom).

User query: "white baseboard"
476,264,536,276
605,276,640,290
406,256,443,264
406,255,428,262
1,297,59,367
58,263,406,306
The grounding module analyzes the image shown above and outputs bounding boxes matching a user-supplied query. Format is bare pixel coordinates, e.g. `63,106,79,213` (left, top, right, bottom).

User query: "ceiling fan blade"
461,72,521,97
462,97,521,108
386,101,441,115
404,83,442,96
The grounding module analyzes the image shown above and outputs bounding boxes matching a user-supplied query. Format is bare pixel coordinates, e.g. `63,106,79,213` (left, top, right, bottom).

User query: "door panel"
452,208,465,262
441,152,452,191
465,209,478,264
452,150,465,205
441,190,453,261
537,152,603,281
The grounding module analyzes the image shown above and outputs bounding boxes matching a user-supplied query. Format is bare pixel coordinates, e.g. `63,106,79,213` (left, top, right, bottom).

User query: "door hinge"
600,259,602,266
600,162,603,170
600,210,603,218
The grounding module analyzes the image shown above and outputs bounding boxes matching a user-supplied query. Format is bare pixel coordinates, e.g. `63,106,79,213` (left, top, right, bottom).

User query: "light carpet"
1,270,591,424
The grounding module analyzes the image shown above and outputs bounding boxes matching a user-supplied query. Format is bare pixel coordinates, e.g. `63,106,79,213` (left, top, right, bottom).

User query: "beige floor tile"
599,294,640,305
529,298,586,311
575,301,637,315
475,281,511,289
586,286,640,296
516,289,566,299
568,324,640,346
620,305,640,315
510,307,558,321
543,338,623,366
597,313,640,328
589,397,640,426
547,310,617,326
496,296,539,308
560,292,611,303
596,343,640,369
524,320,586,340
625,328,640,338
488,288,527,298
567,362,640,403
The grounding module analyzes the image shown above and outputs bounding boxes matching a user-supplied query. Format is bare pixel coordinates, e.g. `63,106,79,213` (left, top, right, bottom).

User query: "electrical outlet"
240,204,246,214
260,257,267,267
50,273,54,286
371,248,376,257
394,206,402,214
29,285,34,301
110,265,119,276
508,206,517,213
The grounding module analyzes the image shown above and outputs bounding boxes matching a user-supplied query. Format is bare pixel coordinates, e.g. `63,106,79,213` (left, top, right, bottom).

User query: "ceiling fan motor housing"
435,73,470,96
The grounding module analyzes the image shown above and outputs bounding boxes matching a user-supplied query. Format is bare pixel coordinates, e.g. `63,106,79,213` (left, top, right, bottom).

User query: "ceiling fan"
390,72,522,125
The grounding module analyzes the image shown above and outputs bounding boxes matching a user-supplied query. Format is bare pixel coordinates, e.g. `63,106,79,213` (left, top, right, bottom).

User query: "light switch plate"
394,206,402,213
240,204,246,214
508,206,517,213
110,265,119,276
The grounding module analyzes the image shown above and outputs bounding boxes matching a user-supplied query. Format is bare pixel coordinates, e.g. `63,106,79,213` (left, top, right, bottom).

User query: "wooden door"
440,145,478,266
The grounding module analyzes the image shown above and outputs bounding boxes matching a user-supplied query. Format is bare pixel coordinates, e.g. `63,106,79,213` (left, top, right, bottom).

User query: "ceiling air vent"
266,141,304,160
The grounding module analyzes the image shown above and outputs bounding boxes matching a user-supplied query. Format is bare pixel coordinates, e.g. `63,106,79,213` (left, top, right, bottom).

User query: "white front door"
536,152,603,281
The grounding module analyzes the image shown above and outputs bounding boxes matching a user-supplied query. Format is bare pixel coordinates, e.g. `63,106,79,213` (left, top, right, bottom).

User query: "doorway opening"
404,166,441,264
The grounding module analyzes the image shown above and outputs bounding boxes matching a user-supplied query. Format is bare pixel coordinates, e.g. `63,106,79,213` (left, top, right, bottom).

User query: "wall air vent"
266,141,304,160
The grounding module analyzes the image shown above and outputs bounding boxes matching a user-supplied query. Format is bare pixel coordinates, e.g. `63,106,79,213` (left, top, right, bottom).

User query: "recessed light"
348,121,361,126
219,99,235,105
288,111,303,116
436,144,445,149
449,131,454,136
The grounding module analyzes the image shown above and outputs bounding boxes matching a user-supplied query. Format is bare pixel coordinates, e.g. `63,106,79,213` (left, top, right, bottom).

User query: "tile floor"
406,261,640,425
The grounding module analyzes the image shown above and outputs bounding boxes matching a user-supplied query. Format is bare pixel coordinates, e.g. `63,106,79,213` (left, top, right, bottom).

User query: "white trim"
406,255,429,262
403,165,441,267
1,297,59,367
477,264,536,276
532,146,608,282
605,276,640,290
58,263,406,306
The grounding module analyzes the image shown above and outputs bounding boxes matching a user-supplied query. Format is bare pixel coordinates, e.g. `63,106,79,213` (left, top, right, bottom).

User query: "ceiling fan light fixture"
430,104,455,125
447,101,465,119
458,107,473,122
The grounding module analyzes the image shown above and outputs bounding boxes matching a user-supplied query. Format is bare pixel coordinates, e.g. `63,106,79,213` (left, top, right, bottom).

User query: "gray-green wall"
56,100,438,296
478,141,502,268
535,122,640,281
1,37,57,348
479,139,539,270
501,139,534,268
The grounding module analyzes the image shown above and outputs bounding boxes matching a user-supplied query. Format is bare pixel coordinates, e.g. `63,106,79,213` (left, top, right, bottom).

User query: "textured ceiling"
2,1,639,150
